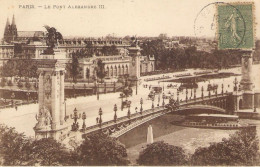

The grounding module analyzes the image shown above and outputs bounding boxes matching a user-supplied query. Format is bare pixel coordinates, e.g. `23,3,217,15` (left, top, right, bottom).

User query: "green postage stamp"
217,2,255,50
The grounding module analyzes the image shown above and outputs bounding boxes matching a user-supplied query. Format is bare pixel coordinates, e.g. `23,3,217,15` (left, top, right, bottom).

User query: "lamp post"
114,104,117,123
162,92,165,106
233,77,238,93
194,88,196,100
207,84,211,98
152,97,154,109
82,112,86,130
64,98,68,122
201,86,204,99
185,88,188,103
221,83,224,96
157,94,160,107
120,93,124,111
127,103,131,124
99,108,103,128
11,92,15,107
71,108,80,131
140,98,143,114
26,92,30,103
177,89,179,102
215,85,218,97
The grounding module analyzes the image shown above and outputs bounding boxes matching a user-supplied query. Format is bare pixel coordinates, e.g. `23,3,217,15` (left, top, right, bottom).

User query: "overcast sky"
0,0,259,39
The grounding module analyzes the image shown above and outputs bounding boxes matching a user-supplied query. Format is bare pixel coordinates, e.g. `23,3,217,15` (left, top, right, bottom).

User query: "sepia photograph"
0,0,260,166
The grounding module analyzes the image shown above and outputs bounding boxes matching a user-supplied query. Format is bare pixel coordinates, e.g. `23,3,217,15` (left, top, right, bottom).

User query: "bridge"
68,91,238,140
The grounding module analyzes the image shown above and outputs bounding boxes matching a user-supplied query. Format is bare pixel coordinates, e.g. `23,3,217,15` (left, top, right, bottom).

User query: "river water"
124,64,260,164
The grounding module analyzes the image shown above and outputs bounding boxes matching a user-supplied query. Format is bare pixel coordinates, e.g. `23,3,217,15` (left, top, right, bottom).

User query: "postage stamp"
217,2,255,50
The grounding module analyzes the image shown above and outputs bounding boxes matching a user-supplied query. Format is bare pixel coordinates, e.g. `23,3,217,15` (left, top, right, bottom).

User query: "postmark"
216,2,255,50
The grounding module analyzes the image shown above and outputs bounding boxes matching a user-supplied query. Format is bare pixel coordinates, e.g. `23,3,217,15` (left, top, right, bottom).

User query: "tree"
76,133,129,166
96,59,106,82
137,141,187,165
70,52,81,83
191,127,259,166
31,138,70,166
0,125,34,166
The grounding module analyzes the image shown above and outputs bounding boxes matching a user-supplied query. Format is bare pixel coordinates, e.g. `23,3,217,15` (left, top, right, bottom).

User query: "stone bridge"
79,92,239,139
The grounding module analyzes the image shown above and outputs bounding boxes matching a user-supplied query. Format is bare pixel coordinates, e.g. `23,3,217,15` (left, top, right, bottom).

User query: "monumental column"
34,26,68,140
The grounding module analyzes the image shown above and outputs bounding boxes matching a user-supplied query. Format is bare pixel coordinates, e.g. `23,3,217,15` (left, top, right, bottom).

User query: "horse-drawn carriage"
121,100,131,109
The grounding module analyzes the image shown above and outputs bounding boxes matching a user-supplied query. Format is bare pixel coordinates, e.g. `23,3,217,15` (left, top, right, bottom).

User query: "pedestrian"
15,105,17,111
96,117,99,124
135,107,138,113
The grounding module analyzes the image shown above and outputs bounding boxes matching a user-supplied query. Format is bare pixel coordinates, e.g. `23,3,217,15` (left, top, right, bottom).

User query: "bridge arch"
175,104,226,115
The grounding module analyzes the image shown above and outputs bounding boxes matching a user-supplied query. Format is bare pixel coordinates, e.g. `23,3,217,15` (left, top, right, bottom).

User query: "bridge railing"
81,106,166,136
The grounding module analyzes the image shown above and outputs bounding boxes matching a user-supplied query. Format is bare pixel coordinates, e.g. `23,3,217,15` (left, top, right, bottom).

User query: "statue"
130,36,139,47
43,25,63,54
35,106,52,129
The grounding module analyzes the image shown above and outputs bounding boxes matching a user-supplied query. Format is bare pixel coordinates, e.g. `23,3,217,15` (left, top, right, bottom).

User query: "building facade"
0,15,155,79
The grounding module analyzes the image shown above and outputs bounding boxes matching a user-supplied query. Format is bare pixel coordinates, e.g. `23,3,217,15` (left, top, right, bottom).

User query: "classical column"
60,71,65,125
38,71,44,110
51,71,59,130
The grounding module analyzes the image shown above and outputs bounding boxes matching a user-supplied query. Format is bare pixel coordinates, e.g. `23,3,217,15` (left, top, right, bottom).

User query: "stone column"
51,71,59,130
241,50,254,109
38,72,44,110
60,71,65,125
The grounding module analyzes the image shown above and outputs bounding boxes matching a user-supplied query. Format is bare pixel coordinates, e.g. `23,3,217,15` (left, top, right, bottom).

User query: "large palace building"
0,15,155,79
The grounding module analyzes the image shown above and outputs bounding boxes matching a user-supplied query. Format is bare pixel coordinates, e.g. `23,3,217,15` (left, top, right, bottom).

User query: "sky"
0,0,259,39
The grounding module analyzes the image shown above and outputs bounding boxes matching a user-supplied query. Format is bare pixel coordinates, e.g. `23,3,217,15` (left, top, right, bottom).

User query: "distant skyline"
0,0,259,39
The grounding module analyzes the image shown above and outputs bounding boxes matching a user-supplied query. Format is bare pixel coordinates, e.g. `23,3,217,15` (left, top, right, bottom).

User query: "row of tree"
0,59,38,79
1,124,259,166
0,125,129,166
138,127,260,166
140,39,250,70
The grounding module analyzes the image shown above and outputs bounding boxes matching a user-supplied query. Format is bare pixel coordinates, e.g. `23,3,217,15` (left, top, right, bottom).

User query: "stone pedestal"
34,52,68,141
128,46,141,79
254,90,260,108
242,91,254,109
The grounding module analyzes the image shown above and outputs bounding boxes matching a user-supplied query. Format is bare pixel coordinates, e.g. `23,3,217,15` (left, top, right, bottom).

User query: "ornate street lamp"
201,86,204,99
82,112,86,130
185,88,188,103
127,104,131,119
207,84,211,98
221,83,224,96
99,108,103,128
162,92,165,106
26,92,30,103
194,88,196,100
71,108,80,131
140,98,143,114
11,92,15,107
152,97,154,109
177,90,179,102
64,98,68,122
127,103,131,124
215,85,218,97
114,104,117,123
157,94,160,107
233,77,238,92
120,93,124,111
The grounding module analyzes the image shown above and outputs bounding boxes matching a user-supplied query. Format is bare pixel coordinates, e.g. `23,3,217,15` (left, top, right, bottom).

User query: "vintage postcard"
0,0,260,166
